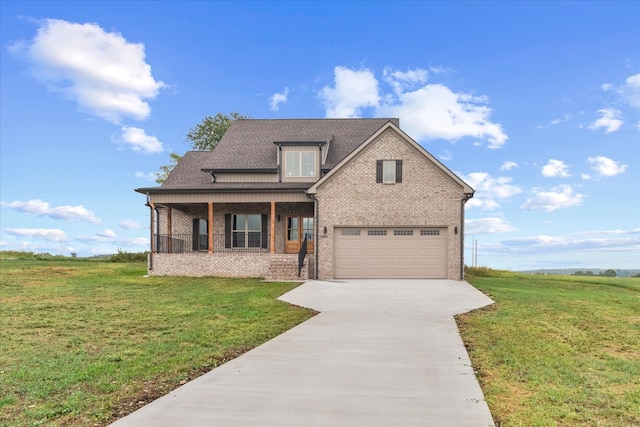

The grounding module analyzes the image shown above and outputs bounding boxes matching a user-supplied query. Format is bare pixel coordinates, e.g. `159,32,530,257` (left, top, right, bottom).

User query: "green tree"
186,112,248,151
155,152,183,184
155,112,248,183
601,269,617,277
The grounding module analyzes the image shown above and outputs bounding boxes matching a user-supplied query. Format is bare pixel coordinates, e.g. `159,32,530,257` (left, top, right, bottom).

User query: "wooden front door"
285,216,314,254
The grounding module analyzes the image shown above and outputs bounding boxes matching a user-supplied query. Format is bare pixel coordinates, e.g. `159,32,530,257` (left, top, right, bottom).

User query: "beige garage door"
334,227,448,279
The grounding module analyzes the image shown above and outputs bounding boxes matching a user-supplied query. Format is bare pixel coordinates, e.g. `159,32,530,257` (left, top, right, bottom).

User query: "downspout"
278,144,282,182
145,193,153,271
306,193,319,280
460,192,474,279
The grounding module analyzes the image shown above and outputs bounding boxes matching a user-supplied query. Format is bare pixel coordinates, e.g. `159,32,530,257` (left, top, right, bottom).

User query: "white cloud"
270,87,289,112
134,171,158,181
378,83,508,149
114,126,163,154
520,185,585,212
1,199,101,223
493,228,639,255
117,237,149,247
461,172,522,210
5,228,68,242
601,83,613,92
619,73,640,109
10,19,165,123
383,67,428,95
119,219,145,230
319,66,508,148
587,156,628,177
465,217,517,234
500,161,518,171
97,229,116,238
320,66,380,118
541,159,571,177
588,108,623,133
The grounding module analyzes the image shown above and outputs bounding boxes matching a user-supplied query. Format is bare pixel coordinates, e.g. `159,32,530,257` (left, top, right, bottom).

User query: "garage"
333,227,448,279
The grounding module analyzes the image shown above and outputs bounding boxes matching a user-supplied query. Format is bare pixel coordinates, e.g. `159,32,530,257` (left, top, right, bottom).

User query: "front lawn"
458,271,640,426
0,258,314,426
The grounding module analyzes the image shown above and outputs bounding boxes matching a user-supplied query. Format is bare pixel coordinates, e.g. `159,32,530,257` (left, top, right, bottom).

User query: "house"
135,118,474,281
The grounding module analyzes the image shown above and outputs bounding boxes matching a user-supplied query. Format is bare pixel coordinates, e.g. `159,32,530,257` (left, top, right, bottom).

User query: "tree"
155,112,248,183
187,112,248,151
155,152,182,184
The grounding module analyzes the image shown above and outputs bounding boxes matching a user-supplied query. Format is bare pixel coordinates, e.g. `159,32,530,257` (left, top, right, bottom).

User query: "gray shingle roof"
137,118,398,193
210,118,398,170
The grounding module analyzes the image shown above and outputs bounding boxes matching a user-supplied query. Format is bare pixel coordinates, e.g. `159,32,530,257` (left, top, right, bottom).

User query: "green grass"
0,258,314,426
458,271,640,426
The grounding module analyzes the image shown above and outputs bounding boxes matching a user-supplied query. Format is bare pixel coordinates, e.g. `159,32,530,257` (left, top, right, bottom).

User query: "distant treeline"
0,250,148,263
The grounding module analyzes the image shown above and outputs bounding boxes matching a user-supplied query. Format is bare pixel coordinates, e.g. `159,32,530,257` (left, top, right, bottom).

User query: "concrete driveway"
111,279,495,426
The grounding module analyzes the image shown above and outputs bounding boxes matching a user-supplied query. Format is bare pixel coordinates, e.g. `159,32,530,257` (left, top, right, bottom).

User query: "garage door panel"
334,227,447,279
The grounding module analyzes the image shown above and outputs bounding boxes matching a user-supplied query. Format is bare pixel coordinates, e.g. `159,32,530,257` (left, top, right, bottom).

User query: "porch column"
167,207,172,253
270,201,276,254
208,202,214,253
149,202,156,254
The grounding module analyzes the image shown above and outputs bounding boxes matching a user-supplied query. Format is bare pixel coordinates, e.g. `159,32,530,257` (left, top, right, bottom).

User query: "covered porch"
145,194,316,280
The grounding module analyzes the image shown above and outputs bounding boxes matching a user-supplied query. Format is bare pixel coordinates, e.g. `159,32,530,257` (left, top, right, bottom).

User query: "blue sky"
1,1,638,270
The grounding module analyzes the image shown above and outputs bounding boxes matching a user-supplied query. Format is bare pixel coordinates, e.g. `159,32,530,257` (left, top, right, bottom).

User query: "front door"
285,216,314,254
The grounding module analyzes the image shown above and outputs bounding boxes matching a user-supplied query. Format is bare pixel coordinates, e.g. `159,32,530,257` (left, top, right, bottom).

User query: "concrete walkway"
111,279,495,426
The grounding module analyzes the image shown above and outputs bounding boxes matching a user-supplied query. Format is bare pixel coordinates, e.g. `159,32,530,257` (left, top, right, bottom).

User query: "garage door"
334,227,447,279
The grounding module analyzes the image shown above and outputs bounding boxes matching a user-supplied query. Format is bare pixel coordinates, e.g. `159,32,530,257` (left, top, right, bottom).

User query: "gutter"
460,191,475,279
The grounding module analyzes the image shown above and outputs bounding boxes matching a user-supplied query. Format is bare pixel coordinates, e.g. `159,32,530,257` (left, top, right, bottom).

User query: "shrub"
110,250,148,263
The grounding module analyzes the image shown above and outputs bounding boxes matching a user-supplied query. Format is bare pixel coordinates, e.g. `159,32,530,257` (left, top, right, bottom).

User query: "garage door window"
368,230,387,236
394,230,413,236
421,229,441,236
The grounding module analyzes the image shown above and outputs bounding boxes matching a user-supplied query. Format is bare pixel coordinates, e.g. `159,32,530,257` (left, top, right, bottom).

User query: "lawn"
0,257,314,426
458,270,640,426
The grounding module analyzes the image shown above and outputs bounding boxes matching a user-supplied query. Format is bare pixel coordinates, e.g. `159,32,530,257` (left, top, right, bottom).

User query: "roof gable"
307,122,474,195
209,118,398,170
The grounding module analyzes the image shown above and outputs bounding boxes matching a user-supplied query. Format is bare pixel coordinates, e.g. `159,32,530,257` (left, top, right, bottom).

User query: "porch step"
265,256,309,281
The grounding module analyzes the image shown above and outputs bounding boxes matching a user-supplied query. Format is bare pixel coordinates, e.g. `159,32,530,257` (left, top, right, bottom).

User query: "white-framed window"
383,160,396,183
232,214,262,248
285,151,316,177
376,159,403,184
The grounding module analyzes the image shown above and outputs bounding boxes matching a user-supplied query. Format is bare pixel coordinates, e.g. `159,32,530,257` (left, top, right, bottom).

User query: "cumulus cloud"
9,19,165,123
320,66,380,118
97,229,116,238
383,67,428,95
270,87,289,112
587,156,628,177
500,161,518,171
461,172,522,210
5,228,67,242
119,219,145,230
1,199,100,223
618,73,640,109
319,65,508,148
114,126,163,154
588,108,623,133
541,159,571,178
465,217,517,234
520,185,585,212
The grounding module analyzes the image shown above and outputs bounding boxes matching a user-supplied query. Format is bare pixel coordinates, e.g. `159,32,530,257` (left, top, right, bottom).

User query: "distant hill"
519,268,640,278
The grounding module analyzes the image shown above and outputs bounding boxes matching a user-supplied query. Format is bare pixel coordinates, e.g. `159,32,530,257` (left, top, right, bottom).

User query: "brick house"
135,118,474,280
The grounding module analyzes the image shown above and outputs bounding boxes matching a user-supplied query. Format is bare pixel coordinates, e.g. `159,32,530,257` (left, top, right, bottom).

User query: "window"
224,214,267,249
341,229,361,236
376,160,402,183
192,219,208,251
232,214,262,248
420,229,441,236
368,230,387,236
285,151,316,177
394,230,413,236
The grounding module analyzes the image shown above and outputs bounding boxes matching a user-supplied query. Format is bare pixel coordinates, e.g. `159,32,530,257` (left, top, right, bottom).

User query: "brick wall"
314,128,465,280
148,252,311,280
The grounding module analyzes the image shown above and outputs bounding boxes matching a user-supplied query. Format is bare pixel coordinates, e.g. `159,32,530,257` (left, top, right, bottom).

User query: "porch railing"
154,234,270,253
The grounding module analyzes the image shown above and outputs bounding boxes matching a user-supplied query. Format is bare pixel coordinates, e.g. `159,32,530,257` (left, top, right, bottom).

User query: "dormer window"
285,151,316,177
